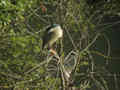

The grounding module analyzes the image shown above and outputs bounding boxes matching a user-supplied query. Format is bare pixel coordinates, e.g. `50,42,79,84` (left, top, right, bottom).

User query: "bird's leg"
49,48,57,55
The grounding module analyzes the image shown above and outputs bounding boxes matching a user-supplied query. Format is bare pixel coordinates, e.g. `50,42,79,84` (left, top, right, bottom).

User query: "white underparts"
48,26,63,38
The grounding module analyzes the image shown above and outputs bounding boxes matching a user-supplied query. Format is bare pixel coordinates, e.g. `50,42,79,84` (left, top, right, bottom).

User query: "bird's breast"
54,29,63,38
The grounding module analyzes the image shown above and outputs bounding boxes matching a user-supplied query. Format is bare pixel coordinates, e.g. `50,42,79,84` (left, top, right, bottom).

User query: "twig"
64,27,77,50
64,50,76,62
97,20,120,28
94,20,120,34
87,50,95,72
83,33,100,52
54,53,70,90
24,55,53,74
91,75,105,90
54,54,66,90
90,50,120,60
114,73,119,90
71,33,100,78
102,33,111,64
0,72,22,80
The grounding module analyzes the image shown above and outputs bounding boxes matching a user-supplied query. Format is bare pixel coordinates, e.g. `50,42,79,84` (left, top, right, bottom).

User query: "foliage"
0,0,120,90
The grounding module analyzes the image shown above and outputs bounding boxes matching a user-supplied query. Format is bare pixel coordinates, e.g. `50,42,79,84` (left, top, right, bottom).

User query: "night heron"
42,24,63,55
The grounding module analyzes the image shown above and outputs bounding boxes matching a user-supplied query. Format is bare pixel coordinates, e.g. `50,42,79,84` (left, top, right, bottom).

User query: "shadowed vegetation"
0,0,120,90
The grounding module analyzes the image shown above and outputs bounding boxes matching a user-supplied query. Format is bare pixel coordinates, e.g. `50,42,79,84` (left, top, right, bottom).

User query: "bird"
42,24,63,55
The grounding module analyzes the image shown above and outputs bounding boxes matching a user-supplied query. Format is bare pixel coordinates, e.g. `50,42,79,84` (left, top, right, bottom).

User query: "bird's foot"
49,49,57,55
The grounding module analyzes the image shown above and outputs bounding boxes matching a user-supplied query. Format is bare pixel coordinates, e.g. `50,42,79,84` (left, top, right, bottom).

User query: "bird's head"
47,24,63,38
46,24,60,32
51,24,60,28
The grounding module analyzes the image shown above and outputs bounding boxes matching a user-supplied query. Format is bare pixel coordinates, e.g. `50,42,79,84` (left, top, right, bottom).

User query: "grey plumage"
42,24,63,50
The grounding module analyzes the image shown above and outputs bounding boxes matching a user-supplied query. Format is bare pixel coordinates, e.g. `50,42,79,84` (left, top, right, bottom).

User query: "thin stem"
24,55,53,74
81,33,101,53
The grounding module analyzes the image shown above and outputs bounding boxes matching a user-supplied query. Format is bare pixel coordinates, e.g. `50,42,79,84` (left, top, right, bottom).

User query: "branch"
24,55,53,74
81,33,101,53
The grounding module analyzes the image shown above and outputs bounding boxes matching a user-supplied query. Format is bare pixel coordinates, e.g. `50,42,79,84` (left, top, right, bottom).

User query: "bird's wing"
42,31,54,49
